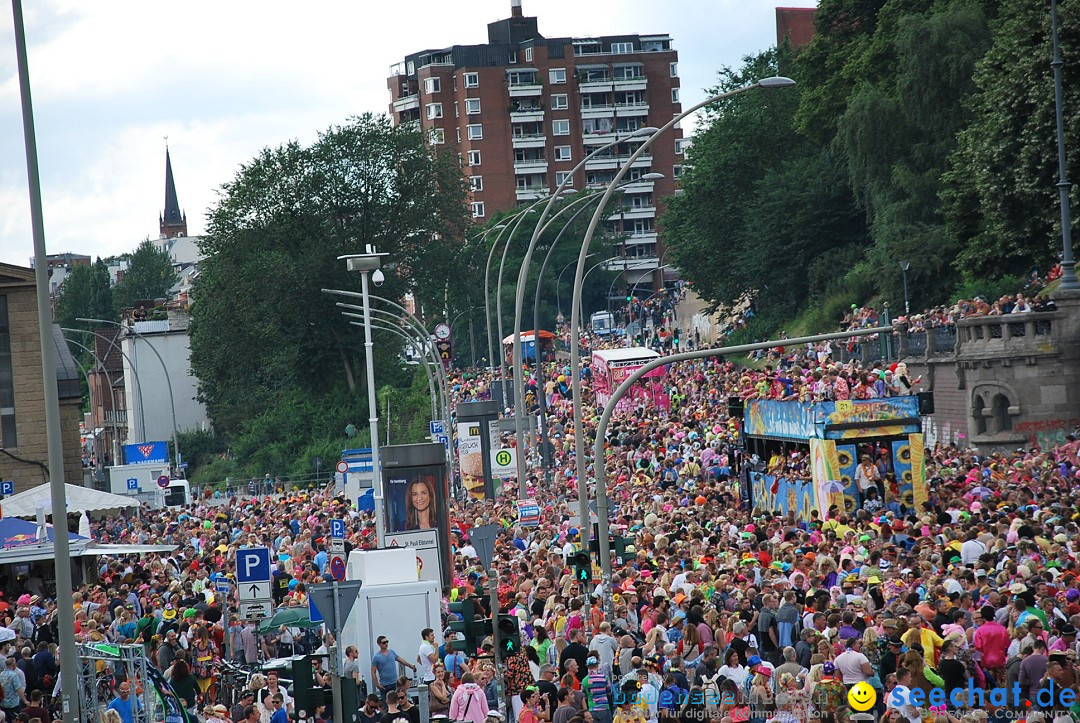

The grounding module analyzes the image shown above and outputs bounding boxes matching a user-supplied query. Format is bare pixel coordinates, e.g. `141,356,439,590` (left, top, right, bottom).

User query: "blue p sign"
0,481,12,495
127,478,139,491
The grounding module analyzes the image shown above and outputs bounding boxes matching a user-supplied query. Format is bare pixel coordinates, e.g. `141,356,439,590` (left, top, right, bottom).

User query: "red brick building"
387,0,683,289
776,7,817,50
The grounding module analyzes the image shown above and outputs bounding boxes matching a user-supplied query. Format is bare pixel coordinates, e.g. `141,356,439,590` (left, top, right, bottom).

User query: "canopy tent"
501,330,555,345
0,483,139,519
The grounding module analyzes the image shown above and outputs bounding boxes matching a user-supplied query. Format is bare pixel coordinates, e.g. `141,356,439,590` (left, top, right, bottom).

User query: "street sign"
435,339,453,369
307,580,364,633
470,524,499,570
437,434,450,451
516,499,540,528
239,601,271,620
236,548,272,584
330,556,346,581
308,594,324,624
0,481,14,496
156,475,170,489
214,579,232,595
126,478,139,491
239,581,271,601
330,519,345,539
335,460,349,474
429,420,445,436
490,447,516,477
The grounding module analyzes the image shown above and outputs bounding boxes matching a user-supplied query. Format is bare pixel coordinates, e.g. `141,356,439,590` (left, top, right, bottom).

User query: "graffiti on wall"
1013,418,1080,450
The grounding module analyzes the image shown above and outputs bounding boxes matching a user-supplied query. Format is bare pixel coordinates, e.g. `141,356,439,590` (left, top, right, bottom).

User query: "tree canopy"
661,0,1077,330
113,240,177,311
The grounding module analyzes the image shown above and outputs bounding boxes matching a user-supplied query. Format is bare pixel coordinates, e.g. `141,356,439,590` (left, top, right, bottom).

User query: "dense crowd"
2,315,1079,723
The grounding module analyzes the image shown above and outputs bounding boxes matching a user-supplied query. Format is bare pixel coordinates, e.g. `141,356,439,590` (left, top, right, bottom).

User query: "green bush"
950,274,1026,304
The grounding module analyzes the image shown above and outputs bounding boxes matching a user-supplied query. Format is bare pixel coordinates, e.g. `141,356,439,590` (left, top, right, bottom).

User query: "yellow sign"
495,450,512,467
847,681,877,711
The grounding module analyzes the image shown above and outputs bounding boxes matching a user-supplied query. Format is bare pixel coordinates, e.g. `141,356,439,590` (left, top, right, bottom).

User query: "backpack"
700,671,722,713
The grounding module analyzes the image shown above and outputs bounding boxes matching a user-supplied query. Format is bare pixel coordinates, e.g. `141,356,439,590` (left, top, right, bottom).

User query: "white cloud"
0,0,816,265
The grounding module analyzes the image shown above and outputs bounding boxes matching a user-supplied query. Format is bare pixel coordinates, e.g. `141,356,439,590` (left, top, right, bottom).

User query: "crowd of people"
4,298,1080,723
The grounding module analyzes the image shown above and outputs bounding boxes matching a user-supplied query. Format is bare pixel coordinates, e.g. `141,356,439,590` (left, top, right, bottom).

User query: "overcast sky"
0,0,816,266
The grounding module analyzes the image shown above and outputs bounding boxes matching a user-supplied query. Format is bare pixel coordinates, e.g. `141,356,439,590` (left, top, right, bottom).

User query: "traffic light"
448,597,478,653
572,551,592,584
497,614,521,659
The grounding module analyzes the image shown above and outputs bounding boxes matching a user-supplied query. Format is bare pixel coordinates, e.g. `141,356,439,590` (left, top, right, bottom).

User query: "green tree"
942,0,1080,280
113,240,177,311
190,114,470,437
661,47,866,324
56,258,118,334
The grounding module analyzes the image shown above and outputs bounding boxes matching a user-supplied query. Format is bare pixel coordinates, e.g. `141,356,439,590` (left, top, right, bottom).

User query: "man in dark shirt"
536,665,560,717
559,628,590,681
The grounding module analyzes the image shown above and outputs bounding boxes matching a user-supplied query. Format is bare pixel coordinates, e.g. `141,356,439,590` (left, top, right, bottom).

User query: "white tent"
0,483,139,519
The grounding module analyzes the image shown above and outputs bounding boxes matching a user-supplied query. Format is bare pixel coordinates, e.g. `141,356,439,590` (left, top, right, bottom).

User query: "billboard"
123,441,169,465
381,443,451,589
457,421,487,500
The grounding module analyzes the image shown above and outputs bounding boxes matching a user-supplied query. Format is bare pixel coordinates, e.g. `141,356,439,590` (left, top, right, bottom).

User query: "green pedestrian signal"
572,551,592,585
497,614,521,659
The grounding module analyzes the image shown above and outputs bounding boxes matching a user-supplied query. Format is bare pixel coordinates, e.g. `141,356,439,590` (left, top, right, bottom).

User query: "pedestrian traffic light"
448,598,476,652
572,551,592,584
497,614,521,659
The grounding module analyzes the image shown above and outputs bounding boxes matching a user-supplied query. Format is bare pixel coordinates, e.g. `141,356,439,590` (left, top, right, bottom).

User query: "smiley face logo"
847,681,877,712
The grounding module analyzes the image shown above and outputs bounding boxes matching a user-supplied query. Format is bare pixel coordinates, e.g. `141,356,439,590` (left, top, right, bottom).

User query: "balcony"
624,231,658,245
579,79,614,93
393,94,419,112
510,109,544,123
514,159,549,174
516,186,550,201
582,129,647,145
508,83,543,98
512,134,547,149
615,206,656,220
602,256,660,272
583,154,653,171
954,312,1059,362
614,77,648,92
615,101,650,115
620,179,657,193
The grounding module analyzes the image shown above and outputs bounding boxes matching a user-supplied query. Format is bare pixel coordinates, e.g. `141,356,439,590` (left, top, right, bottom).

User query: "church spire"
159,144,187,239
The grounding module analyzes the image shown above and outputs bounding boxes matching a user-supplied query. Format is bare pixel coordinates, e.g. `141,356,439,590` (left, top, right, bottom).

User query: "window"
468,150,482,166
464,72,479,88
524,47,533,62
552,119,570,136
471,202,485,218
551,94,568,110
470,176,483,192
675,138,689,155
0,296,14,448
555,171,574,187
614,65,643,80
426,103,443,120
467,124,483,140
456,128,461,143
610,42,633,54
673,164,683,179
423,77,441,94
672,88,680,104
549,68,567,84
428,128,445,144
454,101,459,118
555,146,572,161
508,51,517,64
465,98,481,115
670,62,678,77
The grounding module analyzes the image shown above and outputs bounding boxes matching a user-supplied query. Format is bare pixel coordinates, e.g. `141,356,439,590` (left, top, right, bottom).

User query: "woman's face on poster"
411,481,432,513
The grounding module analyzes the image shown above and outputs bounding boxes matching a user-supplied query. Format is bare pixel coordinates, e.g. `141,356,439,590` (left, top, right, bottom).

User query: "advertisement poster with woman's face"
385,466,444,532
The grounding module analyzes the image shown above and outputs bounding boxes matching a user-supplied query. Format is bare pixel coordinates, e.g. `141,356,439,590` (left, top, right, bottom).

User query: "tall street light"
899,260,911,315
337,247,389,546
11,0,79,717
481,222,510,368
1051,0,1080,290
569,76,795,558
64,327,148,442
509,132,658,490
78,318,180,471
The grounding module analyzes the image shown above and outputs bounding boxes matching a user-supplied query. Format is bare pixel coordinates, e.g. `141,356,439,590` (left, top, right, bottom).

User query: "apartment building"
387,0,683,288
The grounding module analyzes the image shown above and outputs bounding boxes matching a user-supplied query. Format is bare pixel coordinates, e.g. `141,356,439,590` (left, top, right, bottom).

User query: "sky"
0,0,817,266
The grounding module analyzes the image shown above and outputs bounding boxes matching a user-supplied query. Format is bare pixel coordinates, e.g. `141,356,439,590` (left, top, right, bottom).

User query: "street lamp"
568,76,795,559
337,246,389,547
1051,0,1080,291
78,317,180,472
62,327,147,447
557,254,597,318
509,130,659,490
899,260,911,315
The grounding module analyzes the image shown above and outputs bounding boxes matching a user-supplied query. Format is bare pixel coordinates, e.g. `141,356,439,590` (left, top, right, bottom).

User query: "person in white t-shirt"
887,668,921,723
834,637,873,685
417,628,439,683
